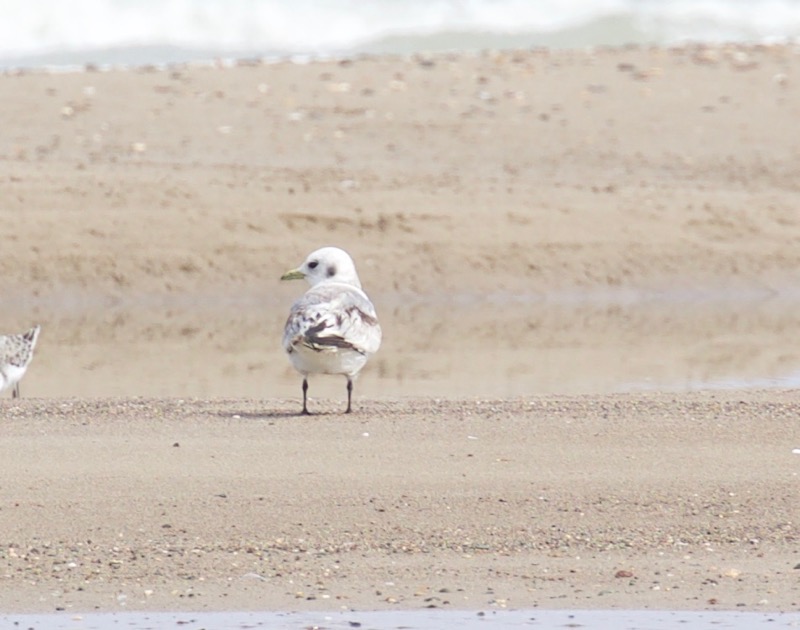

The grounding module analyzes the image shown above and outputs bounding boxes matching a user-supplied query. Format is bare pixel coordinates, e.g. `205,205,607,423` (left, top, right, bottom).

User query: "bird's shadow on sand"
214,409,348,420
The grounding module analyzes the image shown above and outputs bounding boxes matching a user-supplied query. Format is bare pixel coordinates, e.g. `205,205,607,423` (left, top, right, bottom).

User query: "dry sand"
1,44,800,613
1,394,798,614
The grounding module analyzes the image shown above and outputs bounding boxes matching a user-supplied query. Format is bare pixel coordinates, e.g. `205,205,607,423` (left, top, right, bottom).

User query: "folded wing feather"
283,283,382,356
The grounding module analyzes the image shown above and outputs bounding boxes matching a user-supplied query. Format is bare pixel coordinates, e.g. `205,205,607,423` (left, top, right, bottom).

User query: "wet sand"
7,298,800,401
1,44,800,614
4,609,800,630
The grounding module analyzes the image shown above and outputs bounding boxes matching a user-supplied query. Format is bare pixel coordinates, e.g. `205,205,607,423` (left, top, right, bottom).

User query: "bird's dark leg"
12,383,19,399
301,377,310,415
345,377,353,414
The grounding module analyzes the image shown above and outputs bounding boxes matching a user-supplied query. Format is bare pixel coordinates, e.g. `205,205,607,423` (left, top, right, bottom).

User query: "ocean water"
2,0,800,70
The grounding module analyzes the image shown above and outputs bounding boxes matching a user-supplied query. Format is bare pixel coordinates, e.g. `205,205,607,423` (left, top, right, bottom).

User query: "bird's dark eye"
308,261,318,269
327,265,336,278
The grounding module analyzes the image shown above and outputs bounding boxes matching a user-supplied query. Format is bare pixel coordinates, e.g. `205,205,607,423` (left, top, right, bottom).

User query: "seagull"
281,247,381,414
0,325,41,398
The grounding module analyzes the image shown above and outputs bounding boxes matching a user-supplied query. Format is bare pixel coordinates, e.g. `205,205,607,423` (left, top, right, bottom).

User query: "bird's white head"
281,247,363,289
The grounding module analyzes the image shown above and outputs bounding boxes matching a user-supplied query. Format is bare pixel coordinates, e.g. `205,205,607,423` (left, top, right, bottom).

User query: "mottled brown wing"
283,283,381,355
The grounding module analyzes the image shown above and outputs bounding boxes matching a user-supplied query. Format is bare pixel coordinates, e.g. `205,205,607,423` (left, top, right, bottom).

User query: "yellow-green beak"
280,268,305,281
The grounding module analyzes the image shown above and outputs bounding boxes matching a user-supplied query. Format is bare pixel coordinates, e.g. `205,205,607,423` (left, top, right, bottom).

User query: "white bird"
0,325,41,398
281,247,381,414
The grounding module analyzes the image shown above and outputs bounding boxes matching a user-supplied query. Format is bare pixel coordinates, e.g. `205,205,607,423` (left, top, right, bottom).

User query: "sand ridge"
1,393,798,613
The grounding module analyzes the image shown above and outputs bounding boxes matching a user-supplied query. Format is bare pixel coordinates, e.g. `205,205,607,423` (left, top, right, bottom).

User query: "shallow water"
5,293,800,400
4,608,800,630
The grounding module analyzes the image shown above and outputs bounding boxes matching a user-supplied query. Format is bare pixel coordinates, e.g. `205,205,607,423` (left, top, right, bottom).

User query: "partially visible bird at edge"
0,325,41,398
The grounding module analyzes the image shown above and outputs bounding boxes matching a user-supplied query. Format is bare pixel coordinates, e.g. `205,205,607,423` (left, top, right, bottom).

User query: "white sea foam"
2,0,800,69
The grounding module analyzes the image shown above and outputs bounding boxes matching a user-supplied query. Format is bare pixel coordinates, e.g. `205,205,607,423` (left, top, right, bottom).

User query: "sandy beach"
3,44,800,400
1,44,800,614
1,394,798,614
4,45,800,301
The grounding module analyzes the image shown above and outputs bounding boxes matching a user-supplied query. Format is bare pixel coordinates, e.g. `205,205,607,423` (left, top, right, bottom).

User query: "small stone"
773,73,788,87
